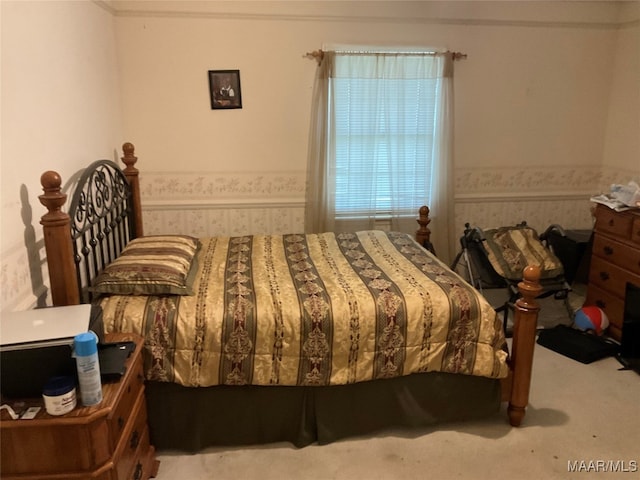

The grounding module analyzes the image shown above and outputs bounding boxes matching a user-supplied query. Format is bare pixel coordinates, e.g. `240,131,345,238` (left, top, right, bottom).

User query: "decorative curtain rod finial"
452,52,468,61
304,49,325,65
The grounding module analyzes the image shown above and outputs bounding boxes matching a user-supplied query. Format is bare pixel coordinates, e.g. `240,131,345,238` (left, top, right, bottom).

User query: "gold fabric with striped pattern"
100,231,507,387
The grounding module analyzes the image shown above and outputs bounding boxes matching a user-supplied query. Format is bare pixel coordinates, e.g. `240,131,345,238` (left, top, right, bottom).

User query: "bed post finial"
39,170,80,306
39,171,66,216
121,142,144,237
121,142,138,173
508,264,542,427
122,142,135,159
416,205,434,253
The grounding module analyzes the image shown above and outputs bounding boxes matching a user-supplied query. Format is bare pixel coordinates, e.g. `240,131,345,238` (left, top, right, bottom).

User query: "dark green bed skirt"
145,371,501,451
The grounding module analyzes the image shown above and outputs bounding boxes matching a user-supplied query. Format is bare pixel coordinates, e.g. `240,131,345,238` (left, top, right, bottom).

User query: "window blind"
331,61,440,218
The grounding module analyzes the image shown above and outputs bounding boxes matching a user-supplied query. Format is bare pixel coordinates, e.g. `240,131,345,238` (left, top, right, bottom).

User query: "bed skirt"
145,371,501,451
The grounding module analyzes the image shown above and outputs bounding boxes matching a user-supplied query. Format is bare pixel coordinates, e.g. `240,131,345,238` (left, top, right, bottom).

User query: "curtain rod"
304,49,467,65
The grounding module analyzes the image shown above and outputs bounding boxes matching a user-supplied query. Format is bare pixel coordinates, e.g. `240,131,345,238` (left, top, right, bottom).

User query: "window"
330,53,442,219
305,49,452,259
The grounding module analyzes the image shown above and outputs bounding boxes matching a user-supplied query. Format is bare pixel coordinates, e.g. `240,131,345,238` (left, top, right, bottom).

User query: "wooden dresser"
0,333,159,479
586,204,640,341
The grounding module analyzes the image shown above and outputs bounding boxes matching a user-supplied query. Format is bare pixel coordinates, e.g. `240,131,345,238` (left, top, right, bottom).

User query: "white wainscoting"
139,171,307,236
141,192,596,242
142,201,306,237
454,193,596,234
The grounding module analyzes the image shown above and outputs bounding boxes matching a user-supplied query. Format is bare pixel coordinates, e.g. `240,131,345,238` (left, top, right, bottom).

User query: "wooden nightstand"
0,333,159,479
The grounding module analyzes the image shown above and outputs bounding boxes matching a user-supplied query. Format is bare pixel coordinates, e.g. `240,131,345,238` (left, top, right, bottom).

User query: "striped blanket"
100,231,508,387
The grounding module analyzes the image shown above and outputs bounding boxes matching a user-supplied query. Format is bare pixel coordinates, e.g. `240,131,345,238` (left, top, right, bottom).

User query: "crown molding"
94,1,636,30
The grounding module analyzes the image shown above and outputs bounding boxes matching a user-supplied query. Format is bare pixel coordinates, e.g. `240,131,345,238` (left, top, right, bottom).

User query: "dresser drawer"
585,283,625,331
114,389,150,480
588,256,640,298
109,350,145,450
592,235,640,276
124,428,153,480
595,205,634,238
632,217,640,245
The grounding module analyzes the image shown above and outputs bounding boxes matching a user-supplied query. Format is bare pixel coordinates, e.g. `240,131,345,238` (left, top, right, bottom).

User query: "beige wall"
602,4,640,179
1,1,638,309
112,1,638,244
1,0,123,310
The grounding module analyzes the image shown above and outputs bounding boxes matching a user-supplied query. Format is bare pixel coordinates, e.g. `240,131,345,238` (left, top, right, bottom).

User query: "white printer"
0,304,103,398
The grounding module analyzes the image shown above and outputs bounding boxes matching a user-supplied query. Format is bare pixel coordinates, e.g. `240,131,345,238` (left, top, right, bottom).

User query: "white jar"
42,376,76,416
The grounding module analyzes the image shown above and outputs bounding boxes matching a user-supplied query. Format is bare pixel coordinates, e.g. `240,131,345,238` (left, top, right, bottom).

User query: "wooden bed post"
39,171,80,306
508,265,542,427
415,205,431,247
121,142,143,238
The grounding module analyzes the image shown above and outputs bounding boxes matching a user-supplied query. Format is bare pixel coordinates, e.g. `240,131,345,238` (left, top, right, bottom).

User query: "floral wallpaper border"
140,171,307,200
455,165,603,193
3,165,637,309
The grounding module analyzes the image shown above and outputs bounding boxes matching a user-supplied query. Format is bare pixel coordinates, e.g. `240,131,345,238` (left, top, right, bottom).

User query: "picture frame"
208,70,242,110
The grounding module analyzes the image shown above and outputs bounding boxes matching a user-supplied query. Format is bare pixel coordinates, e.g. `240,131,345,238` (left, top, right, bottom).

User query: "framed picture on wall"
208,70,242,109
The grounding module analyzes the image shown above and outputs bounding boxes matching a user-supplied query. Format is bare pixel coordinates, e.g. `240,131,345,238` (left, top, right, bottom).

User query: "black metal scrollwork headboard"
67,160,135,302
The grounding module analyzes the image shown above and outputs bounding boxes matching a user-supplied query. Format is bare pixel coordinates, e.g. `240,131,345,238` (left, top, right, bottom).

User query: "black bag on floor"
537,325,618,364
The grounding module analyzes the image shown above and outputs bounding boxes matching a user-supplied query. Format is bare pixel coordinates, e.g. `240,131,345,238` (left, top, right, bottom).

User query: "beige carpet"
152,292,640,480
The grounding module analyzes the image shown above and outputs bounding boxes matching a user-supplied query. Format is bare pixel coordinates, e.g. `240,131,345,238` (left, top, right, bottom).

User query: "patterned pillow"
91,235,201,295
482,225,564,281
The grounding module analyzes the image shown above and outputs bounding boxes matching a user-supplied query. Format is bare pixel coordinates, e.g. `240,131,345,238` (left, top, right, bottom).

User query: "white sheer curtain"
305,50,455,263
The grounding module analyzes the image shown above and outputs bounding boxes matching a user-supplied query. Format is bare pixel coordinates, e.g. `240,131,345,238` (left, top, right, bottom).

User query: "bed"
38,143,542,451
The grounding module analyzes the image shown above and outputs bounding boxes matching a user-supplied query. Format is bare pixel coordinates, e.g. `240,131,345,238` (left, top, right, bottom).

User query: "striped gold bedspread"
100,231,508,387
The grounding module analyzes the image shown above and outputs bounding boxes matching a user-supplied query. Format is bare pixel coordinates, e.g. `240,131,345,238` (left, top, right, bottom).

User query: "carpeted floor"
152,284,640,480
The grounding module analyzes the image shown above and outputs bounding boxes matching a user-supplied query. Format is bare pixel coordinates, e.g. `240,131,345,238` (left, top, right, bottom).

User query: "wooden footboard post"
121,142,143,238
508,265,542,427
416,205,432,248
39,171,80,306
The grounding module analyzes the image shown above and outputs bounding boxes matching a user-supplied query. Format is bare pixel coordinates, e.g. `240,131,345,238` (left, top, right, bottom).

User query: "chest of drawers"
586,204,640,341
0,333,159,479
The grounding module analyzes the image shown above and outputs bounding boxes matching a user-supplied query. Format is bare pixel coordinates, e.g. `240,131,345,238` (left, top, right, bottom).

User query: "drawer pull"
118,417,125,430
602,246,614,256
133,462,143,480
130,430,140,450
608,219,615,227
595,300,606,308
599,271,610,281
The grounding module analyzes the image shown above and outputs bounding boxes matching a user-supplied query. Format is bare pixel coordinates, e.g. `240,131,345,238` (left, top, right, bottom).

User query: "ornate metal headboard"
40,142,143,306
66,160,136,303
